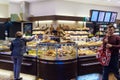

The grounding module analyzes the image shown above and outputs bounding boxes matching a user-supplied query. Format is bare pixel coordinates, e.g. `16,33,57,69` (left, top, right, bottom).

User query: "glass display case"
0,40,10,52
36,42,77,60
26,40,38,56
35,42,78,80
77,37,102,56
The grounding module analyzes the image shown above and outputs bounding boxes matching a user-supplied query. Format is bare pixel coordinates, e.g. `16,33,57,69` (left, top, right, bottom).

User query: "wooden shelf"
64,30,89,31
0,18,10,22
28,15,84,21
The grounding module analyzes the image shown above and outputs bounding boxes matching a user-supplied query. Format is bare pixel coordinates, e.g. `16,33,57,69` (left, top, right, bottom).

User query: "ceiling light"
57,20,76,23
107,0,111,1
118,1,120,3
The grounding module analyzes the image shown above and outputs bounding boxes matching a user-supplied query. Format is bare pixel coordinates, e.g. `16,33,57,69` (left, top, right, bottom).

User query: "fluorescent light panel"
57,20,76,23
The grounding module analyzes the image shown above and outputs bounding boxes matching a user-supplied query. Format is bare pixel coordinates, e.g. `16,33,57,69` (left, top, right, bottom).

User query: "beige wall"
0,4,9,18
9,1,120,19
30,0,120,19
9,2,20,17
54,1,120,19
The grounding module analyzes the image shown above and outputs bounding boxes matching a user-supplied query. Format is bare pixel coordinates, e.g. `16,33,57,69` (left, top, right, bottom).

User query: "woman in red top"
102,25,120,80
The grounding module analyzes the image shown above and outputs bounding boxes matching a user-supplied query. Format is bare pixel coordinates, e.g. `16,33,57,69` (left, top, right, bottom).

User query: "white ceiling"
1,0,120,7
66,0,120,7
10,0,41,3
0,0,9,4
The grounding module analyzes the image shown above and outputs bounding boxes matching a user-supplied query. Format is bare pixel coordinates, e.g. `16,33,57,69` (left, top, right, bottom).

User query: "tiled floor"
0,69,117,80
0,69,37,80
77,73,117,80
77,73,101,80
0,69,101,80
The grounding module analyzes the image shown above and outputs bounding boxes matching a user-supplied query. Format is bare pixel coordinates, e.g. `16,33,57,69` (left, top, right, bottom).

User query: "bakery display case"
1,15,120,79
64,29,102,56
78,39,102,56
29,18,103,77
26,40,38,56
0,40,38,76
36,42,77,60
0,40,10,52
62,22,102,56
75,36,103,75
36,42,78,80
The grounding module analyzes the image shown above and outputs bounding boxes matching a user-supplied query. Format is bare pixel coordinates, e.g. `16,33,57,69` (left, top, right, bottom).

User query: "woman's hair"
15,31,23,38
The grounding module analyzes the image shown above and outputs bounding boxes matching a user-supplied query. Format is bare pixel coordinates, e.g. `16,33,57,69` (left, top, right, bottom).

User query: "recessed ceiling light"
118,1,120,3
10,0,40,3
107,0,111,1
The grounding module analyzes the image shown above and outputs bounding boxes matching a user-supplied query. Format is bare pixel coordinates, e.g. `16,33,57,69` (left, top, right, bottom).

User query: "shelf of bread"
33,24,48,31
35,42,77,60
78,49,96,56
26,34,102,58
0,39,102,59
32,31,45,34
70,36,88,41
39,48,76,60
28,49,43,56
78,41,102,47
62,26,89,31
27,41,38,48
0,45,10,52
40,40,57,43
65,31,89,35
0,40,10,52
28,47,76,60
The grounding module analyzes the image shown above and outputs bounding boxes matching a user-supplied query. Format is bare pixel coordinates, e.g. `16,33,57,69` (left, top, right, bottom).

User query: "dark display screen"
98,11,105,22
91,10,99,22
110,12,117,23
90,9,117,23
104,12,111,22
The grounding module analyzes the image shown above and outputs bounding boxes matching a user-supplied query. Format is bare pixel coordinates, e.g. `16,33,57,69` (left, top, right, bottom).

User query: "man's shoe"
19,77,22,80
15,77,22,80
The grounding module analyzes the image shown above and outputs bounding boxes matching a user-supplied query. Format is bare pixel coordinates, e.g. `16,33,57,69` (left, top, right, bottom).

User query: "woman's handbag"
96,45,111,66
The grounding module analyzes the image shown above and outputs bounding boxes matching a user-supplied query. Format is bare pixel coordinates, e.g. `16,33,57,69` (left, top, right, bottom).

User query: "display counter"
0,50,108,79
1,15,120,79
0,52,78,80
0,40,108,79
38,58,77,80
0,52,37,75
78,55,102,75
0,52,103,79
36,42,78,80
0,42,78,80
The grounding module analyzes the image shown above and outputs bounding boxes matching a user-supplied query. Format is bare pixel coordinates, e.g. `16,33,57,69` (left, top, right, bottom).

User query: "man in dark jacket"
10,31,35,80
102,25,120,80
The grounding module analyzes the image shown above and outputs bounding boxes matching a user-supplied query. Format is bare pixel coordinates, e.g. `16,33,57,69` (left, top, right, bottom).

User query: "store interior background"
0,0,120,80
0,0,120,18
